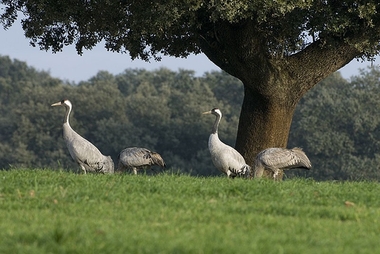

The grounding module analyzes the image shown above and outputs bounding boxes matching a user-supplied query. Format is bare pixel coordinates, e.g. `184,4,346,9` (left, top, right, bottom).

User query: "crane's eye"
61,99,65,104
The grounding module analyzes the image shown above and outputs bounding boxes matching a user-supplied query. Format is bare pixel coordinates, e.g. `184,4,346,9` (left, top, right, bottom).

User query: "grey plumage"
117,147,166,174
254,147,311,179
51,99,114,174
203,108,251,178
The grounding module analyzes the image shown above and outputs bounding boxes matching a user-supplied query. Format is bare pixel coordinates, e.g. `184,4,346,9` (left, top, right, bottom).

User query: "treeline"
0,55,380,180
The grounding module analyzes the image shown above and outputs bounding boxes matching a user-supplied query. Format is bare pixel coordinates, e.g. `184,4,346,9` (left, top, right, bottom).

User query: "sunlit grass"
0,169,379,253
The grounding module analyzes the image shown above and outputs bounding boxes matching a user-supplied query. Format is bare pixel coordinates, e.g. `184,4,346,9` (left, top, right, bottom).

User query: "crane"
254,147,312,179
202,108,251,178
117,147,166,174
51,99,114,174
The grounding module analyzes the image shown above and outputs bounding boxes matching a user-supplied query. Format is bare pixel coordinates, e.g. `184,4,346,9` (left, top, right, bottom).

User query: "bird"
51,99,114,174
117,147,166,174
253,147,311,179
202,108,251,178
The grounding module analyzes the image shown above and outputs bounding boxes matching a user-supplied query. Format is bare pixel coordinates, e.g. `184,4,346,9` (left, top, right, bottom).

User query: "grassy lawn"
0,169,379,253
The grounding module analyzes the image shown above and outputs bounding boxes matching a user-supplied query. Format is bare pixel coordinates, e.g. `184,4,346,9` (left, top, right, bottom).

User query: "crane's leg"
133,168,138,175
253,164,265,178
273,169,280,178
80,165,87,174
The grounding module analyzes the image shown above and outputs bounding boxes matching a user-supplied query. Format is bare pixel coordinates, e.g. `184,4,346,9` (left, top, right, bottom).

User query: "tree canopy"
1,1,380,60
2,1,380,179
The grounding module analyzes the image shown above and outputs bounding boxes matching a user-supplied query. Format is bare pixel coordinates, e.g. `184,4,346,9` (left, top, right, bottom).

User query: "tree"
2,1,380,178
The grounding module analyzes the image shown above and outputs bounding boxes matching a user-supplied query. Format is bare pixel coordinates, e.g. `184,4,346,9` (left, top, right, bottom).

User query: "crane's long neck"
64,104,72,128
212,114,221,134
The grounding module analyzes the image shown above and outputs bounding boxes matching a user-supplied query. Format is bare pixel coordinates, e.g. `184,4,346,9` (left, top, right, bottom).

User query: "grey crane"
202,108,251,178
51,99,114,174
254,147,311,179
117,147,166,174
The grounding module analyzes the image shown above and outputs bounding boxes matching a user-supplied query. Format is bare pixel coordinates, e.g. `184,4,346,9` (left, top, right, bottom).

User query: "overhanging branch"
286,39,360,89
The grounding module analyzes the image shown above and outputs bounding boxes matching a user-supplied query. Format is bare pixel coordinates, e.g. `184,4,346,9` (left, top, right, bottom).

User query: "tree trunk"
236,85,296,165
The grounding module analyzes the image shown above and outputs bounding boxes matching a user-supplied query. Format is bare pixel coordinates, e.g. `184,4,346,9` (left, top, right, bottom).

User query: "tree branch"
286,39,360,90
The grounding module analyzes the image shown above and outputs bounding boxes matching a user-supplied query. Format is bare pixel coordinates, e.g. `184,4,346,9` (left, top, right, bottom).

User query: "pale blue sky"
0,18,378,83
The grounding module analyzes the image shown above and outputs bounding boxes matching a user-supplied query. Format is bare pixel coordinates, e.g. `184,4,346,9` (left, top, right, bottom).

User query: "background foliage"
0,55,380,180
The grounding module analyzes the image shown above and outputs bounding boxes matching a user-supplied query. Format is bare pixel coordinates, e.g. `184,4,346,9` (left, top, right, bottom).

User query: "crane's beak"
202,110,212,115
51,101,62,107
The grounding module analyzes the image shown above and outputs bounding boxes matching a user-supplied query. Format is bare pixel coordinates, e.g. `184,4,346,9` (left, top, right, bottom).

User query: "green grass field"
0,169,379,253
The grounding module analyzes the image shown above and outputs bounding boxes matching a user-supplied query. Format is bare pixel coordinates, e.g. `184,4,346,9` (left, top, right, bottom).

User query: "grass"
0,169,380,253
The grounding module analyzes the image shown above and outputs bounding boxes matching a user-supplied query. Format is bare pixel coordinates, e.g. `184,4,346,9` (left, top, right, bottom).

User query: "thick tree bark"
236,86,296,165
199,21,360,179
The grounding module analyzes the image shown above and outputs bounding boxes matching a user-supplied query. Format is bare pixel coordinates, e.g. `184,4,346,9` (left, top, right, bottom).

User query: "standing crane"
51,99,114,174
117,147,166,174
253,147,312,179
202,108,251,178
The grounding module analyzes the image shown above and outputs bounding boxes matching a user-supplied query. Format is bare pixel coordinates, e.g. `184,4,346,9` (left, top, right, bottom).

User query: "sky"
0,18,379,83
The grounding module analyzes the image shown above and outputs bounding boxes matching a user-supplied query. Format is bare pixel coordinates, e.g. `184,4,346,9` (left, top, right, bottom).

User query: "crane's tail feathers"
291,147,312,169
241,165,251,178
230,165,251,178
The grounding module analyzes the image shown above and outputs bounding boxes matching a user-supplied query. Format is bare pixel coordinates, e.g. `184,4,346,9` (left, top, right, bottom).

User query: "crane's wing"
219,143,250,177
256,147,312,171
65,130,109,172
118,147,165,168
221,144,247,165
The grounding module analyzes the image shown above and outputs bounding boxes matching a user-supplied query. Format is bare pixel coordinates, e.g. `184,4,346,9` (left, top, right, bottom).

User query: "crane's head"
202,108,222,118
51,99,72,109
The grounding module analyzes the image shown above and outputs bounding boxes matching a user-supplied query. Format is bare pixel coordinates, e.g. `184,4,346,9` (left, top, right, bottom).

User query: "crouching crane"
254,147,312,179
203,108,251,178
117,147,166,175
51,99,114,174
